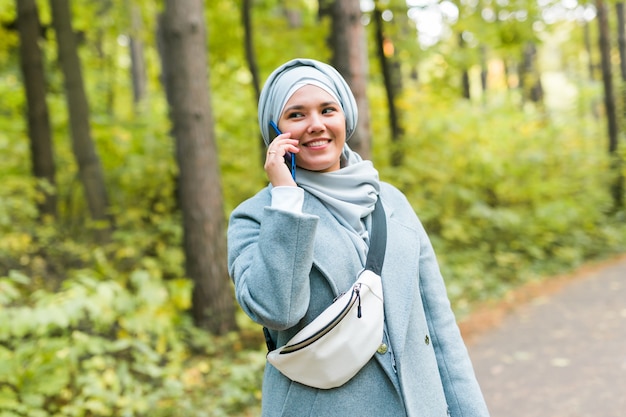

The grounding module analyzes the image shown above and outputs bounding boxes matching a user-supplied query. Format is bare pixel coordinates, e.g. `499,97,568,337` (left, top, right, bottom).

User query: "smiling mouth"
304,140,331,148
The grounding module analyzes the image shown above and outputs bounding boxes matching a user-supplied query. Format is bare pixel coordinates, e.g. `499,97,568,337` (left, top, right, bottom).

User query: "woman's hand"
264,133,299,187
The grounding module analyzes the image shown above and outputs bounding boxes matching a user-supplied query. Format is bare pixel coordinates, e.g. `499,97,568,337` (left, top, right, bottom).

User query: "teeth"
306,140,328,147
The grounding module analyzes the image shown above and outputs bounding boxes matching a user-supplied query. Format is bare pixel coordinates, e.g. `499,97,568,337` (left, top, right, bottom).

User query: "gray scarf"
297,145,380,264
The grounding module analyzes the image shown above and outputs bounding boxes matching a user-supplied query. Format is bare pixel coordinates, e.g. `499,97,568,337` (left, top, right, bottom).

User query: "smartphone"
269,121,296,180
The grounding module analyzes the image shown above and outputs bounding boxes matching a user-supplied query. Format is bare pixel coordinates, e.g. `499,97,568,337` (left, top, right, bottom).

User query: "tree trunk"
597,0,622,209
459,33,471,100
16,0,57,219
617,3,626,129
49,0,111,235
94,0,115,116
160,0,237,335
597,0,620,154
615,2,626,159
129,2,147,105
480,45,488,93
241,0,265,163
583,21,595,81
478,45,489,106
373,4,404,166
325,0,372,160
241,0,261,103
520,42,544,105
617,3,626,82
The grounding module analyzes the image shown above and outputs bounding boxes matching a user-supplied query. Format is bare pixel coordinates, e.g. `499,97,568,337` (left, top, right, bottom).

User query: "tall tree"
480,45,488,96
241,0,261,102
596,0,622,209
16,0,56,219
520,42,544,105
617,3,626,126
321,0,372,159
373,2,404,166
49,0,112,235
129,1,147,106
459,32,471,100
617,3,626,83
160,0,237,335
241,0,265,161
583,20,595,81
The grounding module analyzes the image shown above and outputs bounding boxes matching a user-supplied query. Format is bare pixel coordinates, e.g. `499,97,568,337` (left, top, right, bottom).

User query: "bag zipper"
280,283,363,354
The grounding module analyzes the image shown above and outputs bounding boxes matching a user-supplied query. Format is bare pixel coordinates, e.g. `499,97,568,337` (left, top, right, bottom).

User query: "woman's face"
278,85,346,173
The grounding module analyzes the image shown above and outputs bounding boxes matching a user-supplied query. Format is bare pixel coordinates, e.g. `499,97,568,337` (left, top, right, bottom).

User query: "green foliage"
0,269,265,417
377,91,626,315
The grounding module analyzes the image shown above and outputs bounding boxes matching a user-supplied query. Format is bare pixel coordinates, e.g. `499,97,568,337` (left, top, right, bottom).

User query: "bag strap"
364,197,387,276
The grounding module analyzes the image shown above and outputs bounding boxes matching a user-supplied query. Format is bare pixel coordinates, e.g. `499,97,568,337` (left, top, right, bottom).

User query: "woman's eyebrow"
283,104,305,114
283,101,338,114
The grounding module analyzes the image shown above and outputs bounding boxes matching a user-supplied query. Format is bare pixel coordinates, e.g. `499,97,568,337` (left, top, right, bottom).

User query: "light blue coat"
228,182,490,417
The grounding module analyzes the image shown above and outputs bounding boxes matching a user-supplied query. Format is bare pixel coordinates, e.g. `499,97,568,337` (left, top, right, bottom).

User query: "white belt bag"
265,198,387,389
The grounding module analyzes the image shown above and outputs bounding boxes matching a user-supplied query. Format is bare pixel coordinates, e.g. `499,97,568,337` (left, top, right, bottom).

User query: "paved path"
466,257,626,417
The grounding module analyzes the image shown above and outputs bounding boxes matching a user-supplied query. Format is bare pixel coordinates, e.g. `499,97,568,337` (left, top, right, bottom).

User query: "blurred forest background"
1,0,626,415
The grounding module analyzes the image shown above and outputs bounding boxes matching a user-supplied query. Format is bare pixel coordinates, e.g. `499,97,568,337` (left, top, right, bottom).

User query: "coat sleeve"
227,193,319,330
416,218,490,416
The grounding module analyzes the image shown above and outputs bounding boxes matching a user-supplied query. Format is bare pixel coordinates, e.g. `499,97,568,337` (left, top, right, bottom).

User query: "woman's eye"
322,107,337,114
287,111,304,119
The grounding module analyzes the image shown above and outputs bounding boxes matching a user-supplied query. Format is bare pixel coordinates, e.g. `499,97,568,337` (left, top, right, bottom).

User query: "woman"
227,58,489,417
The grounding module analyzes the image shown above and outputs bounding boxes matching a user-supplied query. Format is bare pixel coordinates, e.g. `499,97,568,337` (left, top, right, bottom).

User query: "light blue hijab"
258,58,359,145
258,58,379,263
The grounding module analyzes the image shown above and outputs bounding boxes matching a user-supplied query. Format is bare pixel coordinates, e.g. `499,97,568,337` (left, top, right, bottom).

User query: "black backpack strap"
263,326,276,351
364,197,387,276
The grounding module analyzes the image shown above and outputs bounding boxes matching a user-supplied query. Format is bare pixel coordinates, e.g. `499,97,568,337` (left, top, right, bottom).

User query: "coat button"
377,343,388,354
425,335,430,345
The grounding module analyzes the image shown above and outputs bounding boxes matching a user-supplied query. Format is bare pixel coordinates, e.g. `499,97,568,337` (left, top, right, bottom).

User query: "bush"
378,94,626,315
0,268,265,417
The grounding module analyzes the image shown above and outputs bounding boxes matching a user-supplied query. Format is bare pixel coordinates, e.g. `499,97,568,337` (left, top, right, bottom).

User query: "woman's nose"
307,113,325,133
